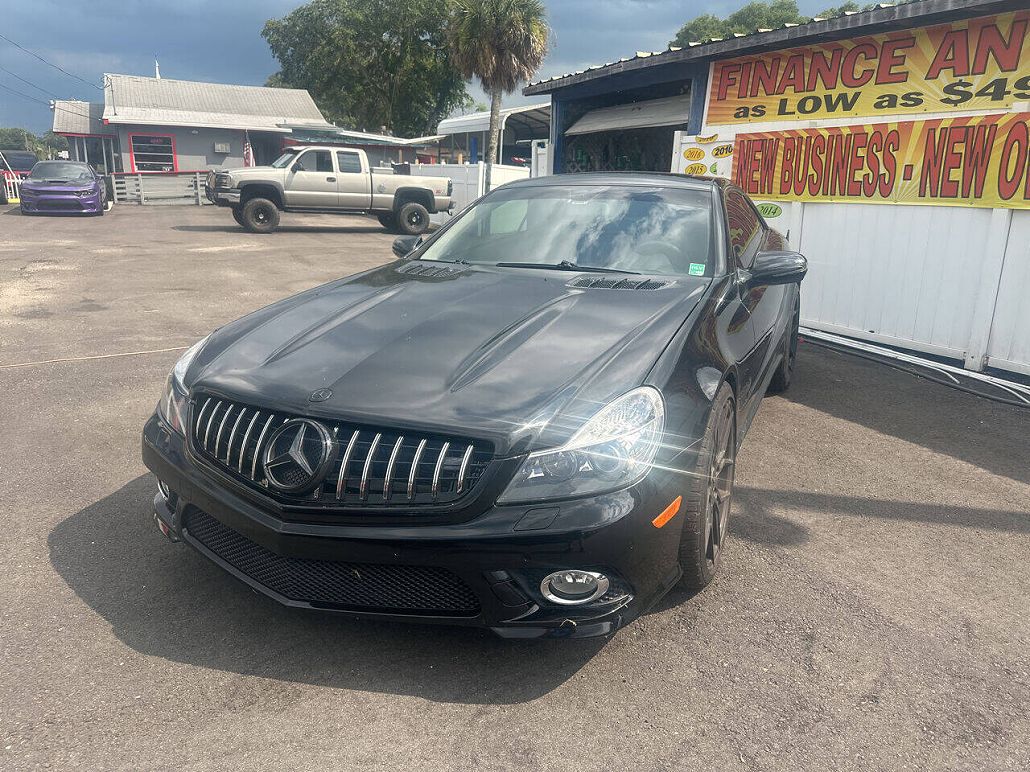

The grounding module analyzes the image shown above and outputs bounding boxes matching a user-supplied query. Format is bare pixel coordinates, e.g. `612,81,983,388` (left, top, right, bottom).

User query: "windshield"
27,162,94,181
270,150,300,168
418,184,716,277
3,152,38,171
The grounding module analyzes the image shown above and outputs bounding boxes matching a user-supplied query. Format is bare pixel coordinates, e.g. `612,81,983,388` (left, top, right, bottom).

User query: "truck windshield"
418,184,716,278
270,151,300,169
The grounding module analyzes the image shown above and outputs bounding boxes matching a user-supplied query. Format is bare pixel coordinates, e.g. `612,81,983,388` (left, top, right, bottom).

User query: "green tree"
263,0,469,137
670,0,910,46
672,1,808,45
447,0,548,192
0,127,37,150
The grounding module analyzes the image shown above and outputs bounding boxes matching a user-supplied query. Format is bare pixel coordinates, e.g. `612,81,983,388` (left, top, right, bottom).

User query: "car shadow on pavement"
49,475,606,704
786,343,1030,485
171,224,388,235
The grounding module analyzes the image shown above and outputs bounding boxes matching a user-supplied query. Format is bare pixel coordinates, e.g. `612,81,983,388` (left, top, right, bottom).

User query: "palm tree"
447,0,549,191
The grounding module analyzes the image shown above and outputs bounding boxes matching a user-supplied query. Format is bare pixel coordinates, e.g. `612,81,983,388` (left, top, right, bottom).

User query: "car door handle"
326,177,336,182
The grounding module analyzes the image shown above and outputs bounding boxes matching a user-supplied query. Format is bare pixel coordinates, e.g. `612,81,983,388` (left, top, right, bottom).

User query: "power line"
0,32,102,90
0,64,63,99
0,81,102,125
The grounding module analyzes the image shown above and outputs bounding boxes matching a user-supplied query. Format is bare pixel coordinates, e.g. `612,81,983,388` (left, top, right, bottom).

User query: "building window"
130,134,177,172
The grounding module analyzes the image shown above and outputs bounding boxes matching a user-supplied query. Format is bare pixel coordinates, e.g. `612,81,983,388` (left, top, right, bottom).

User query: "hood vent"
569,276,673,291
396,261,466,279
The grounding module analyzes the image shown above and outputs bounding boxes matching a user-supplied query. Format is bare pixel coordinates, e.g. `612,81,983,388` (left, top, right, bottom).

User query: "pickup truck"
205,146,453,235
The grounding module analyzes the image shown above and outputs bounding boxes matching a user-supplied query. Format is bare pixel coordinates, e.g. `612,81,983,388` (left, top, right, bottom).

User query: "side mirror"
291,162,303,173
392,235,421,258
746,250,807,286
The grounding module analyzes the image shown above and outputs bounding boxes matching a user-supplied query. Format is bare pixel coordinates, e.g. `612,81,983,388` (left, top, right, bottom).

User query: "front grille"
38,199,83,210
188,394,492,510
184,509,481,615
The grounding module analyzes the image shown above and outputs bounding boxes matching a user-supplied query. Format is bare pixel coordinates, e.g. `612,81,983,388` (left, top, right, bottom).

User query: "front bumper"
205,185,240,206
20,190,103,213
142,413,685,639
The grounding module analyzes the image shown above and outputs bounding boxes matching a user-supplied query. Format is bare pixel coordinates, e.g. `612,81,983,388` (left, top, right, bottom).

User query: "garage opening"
562,93,690,173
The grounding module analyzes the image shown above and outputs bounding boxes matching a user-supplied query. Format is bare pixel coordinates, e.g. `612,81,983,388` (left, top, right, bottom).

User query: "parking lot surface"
1,204,1028,771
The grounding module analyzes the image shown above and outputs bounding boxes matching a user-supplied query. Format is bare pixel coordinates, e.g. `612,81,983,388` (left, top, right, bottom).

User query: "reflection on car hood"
189,262,709,455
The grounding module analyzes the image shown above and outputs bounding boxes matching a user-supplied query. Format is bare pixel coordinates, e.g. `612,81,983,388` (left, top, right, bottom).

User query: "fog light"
540,570,609,605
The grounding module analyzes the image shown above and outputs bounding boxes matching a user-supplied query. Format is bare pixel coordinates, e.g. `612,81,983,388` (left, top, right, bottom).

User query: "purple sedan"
19,161,107,216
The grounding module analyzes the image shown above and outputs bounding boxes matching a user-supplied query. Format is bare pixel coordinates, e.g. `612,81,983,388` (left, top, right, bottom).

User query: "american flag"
243,131,255,167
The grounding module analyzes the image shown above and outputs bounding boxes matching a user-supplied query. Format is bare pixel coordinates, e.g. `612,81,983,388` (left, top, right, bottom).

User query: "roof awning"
437,102,551,137
565,94,691,136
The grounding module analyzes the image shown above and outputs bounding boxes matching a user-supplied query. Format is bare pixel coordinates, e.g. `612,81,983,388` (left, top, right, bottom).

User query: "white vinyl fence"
411,162,530,225
110,172,207,205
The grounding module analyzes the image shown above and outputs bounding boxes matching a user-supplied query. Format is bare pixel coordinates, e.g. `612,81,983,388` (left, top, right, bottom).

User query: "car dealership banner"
707,11,1029,125
731,112,1030,209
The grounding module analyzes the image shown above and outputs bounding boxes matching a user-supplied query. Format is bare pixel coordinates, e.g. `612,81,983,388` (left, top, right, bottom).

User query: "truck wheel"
231,206,246,227
396,202,429,236
377,212,397,231
241,198,280,234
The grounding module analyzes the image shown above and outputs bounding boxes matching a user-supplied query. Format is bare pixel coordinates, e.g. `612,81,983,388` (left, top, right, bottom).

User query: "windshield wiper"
494,260,639,275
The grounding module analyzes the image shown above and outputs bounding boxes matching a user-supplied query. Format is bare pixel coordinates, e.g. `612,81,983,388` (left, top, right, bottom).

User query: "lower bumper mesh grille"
184,509,481,616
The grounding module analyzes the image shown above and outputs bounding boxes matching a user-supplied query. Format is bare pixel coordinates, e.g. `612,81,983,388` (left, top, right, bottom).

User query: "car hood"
218,166,283,181
188,263,709,456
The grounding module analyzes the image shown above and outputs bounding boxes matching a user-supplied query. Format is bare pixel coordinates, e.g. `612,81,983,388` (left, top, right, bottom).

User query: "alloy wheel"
704,398,736,567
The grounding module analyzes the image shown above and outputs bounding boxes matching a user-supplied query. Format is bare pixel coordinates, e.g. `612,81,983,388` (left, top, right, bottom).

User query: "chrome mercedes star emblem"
262,418,335,493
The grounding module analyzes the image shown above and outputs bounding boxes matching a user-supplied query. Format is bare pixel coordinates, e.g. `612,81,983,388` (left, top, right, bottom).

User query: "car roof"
498,172,728,192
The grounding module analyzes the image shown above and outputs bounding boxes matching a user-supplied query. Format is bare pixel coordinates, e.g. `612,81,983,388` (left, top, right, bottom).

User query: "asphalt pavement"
1,204,1027,771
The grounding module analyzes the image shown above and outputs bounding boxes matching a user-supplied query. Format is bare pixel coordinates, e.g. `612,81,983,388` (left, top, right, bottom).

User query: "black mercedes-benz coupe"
142,173,806,639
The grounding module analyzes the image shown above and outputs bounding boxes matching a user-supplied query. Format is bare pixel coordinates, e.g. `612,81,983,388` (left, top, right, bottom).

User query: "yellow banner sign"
707,11,1029,125
732,113,1030,209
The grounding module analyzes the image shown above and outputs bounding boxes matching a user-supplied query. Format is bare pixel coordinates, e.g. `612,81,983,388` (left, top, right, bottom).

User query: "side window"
336,152,362,173
724,189,763,268
296,150,333,173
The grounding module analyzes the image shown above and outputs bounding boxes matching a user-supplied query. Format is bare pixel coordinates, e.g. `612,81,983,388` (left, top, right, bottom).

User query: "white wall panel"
986,211,1030,376
798,203,996,359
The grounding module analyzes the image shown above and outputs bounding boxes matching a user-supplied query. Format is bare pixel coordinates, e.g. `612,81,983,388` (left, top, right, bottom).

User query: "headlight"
157,336,208,434
497,386,665,504
215,173,232,188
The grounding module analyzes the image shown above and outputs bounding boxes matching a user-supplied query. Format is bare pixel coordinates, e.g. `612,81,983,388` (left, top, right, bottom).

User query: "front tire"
231,206,246,227
241,197,280,234
767,298,800,394
678,382,736,590
396,201,429,236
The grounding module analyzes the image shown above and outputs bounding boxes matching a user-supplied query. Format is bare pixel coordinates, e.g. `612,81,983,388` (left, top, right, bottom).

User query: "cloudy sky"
1,0,829,134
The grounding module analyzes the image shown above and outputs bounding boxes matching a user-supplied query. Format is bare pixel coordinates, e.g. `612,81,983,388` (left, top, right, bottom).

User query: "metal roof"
102,74,333,132
524,0,1020,95
437,102,551,136
51,100,106,135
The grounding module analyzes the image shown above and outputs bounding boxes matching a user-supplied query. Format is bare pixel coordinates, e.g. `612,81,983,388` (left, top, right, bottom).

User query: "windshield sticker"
689,263,706,276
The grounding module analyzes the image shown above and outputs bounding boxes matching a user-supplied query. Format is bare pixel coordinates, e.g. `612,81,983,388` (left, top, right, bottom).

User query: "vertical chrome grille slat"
194,397,212,436
456,444,474,494
237,411,261,473
213,404,235,458
203,400,223,450
225,407,248,463
249,413,277,480
407,438,428,501
336,430,360,500
383,436,405,500
431,442,451,502
360,433,382,501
